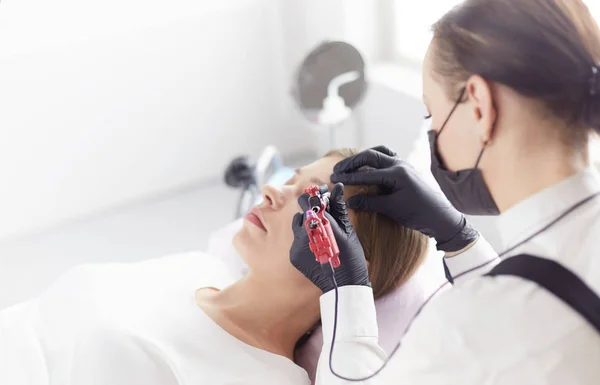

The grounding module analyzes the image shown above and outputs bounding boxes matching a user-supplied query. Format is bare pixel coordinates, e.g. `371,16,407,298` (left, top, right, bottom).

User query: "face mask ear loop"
437,87,467,137
474,145,486,168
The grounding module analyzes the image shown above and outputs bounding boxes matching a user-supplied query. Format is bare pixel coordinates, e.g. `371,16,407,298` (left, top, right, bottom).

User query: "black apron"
485,254,600,333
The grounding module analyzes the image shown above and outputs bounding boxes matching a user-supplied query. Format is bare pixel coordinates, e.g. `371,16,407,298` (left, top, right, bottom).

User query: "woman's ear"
465,75,497,145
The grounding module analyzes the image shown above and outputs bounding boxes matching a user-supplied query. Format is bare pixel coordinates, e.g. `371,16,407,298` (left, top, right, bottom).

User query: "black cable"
325,191,600,381
325,257,497,381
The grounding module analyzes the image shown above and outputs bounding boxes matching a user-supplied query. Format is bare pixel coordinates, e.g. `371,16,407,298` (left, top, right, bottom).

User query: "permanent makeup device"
304,185,341,268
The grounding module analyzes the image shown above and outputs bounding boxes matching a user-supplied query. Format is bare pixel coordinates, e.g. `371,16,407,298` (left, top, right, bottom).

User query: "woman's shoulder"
131,251,237,289
37,252,236,329
42,251,234,295
69,325,180,385
131,250,232,274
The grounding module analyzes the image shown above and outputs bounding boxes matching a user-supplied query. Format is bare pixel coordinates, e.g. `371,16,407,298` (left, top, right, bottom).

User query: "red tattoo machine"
304,185,341,268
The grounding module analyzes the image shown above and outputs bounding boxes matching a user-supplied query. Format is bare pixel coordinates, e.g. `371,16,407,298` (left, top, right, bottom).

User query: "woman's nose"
260,184,286,210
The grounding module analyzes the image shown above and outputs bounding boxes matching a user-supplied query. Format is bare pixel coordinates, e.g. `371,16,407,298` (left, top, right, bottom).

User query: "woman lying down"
0,149,428,385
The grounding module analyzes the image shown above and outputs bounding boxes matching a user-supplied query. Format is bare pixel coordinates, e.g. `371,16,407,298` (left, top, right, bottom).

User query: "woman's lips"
244,208,267,232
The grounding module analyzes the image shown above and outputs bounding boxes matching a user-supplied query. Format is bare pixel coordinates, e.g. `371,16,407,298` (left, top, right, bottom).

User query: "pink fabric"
295,275,427,384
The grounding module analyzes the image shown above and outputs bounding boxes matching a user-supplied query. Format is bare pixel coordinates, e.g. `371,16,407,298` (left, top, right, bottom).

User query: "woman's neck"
490,135,590,213
198,273,321,360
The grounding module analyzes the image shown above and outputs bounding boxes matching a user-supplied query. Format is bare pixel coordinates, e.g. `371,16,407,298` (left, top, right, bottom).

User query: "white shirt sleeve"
444,234,500,284
315,236,500,385
314,285,493,385
316,286,387,385
67,327,179,385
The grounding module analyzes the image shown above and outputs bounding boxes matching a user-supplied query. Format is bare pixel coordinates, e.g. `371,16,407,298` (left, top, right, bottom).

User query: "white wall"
0,0,315,241
0,0,438,244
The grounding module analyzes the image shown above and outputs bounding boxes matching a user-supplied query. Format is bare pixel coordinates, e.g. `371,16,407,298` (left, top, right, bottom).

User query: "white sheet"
0,252,310,385
0,299,48,385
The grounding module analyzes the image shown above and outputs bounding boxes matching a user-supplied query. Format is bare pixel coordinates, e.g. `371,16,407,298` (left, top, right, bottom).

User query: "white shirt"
316,166,600,385
0,252,310,385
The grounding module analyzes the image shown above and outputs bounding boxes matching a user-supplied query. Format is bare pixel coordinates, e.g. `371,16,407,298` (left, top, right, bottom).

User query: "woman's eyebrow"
294,168,326,186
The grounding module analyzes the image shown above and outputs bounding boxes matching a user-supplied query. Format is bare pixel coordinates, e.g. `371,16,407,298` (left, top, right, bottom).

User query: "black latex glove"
331,146,478,252
289,183,371,293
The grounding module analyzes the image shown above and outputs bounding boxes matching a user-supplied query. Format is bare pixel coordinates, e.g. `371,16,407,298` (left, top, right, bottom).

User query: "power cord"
324,258,495,382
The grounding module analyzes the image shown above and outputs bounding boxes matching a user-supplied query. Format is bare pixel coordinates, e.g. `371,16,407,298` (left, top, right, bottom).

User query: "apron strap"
485,254,600,334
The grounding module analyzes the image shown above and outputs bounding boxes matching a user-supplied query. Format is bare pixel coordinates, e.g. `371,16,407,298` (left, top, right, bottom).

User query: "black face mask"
428,88,500,215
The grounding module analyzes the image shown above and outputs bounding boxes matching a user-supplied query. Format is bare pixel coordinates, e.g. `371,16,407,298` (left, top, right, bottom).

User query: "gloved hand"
331,146,478,252
290,183,371,293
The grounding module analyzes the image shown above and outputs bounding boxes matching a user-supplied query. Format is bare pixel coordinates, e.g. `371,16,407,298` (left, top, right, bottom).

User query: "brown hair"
325,149,428,299
432,0,600,141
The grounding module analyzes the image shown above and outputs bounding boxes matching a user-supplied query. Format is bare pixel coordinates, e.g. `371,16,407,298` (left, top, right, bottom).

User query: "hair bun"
432,0,600,141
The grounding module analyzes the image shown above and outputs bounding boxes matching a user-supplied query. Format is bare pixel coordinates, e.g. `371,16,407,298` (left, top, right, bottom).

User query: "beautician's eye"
424,114,432,120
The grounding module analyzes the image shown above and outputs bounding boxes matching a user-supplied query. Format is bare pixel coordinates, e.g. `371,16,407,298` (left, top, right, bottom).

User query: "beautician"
290,0,600,384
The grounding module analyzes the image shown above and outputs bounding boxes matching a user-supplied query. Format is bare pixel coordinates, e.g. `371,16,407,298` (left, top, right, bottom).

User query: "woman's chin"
232,226,259,263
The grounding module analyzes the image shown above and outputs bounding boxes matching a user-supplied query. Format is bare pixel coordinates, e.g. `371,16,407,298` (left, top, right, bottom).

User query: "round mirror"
292,41,367,126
